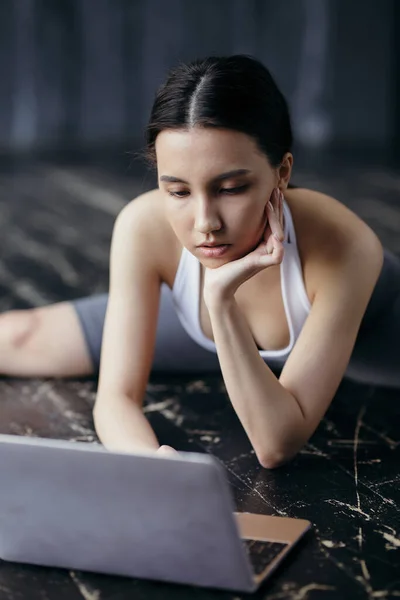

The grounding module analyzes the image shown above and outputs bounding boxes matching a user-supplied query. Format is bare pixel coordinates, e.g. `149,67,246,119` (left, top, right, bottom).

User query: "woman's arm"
207,297,303,467
207,224,384,469
93,396,159,453
93,191,167,454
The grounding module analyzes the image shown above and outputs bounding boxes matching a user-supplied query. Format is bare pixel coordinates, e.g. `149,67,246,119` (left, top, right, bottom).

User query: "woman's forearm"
207,297,305,467
93,394,160,453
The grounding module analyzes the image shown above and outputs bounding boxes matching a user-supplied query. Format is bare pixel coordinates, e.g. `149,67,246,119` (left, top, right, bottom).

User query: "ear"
277,153,293,190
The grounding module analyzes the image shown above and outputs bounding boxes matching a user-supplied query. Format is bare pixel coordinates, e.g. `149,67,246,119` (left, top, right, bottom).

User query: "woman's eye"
168,190,189,198
220,184,248,195
168,185,248,198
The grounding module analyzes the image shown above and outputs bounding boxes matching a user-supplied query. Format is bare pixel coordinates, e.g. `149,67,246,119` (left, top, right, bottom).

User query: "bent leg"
345,249,400,388
0,284,221,380
73,285,220,374
0,301,94,378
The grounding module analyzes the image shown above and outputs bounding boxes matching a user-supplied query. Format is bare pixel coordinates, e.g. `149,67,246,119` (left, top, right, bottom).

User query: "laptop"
0,433,310,593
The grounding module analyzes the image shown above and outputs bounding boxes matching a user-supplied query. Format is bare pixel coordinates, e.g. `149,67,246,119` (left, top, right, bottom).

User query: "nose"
193,196,222,234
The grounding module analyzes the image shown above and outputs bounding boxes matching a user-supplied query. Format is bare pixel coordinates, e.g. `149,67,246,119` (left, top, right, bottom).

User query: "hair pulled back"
146,55,292,168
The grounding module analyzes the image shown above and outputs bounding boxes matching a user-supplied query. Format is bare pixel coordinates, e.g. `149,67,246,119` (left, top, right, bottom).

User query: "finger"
274,188,283,230
266,226,285,253
261,235,285,265
262,205,269,242
265,230,274,254
275,190,284,237
278,189,283,228
275,187,281,213
156,445,178,456
263,220,272,244
267,199,284,241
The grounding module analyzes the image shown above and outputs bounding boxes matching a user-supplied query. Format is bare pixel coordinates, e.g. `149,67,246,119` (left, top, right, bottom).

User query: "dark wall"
0,0,397,154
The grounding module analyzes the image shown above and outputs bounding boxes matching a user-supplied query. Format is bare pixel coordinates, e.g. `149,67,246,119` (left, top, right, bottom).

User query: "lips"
197,241,229,247
196,244,230,258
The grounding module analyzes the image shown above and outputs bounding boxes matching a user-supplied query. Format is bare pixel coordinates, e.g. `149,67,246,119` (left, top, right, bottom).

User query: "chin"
200,257,231,269
197,248,245,268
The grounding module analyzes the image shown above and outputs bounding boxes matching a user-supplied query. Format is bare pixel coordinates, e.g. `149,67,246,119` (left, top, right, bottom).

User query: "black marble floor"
0,155,399,599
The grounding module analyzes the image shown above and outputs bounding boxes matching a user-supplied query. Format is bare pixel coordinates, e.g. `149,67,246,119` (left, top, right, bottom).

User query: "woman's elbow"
257,451,290,470
256,443,301,469
255,420,308,469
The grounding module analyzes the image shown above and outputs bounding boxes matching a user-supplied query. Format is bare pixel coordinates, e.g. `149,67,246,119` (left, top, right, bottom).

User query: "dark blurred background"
1,0,400,160
0,0,400,161
1,0,400,309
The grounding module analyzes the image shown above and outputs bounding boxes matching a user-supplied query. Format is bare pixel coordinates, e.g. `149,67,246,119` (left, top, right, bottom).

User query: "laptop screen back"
0,435,254,591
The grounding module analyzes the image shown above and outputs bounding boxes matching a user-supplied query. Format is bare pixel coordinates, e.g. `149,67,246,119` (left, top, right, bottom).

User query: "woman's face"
156,127,284,268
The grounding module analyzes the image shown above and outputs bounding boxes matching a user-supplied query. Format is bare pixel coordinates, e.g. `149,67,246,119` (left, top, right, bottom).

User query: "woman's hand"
155,444,180,457
203,188,285,306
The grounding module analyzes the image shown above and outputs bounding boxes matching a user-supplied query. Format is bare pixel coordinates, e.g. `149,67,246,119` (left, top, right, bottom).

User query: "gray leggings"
73,249,400,388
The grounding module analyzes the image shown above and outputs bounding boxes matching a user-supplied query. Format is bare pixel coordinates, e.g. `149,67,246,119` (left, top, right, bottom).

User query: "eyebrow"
159,169,252,184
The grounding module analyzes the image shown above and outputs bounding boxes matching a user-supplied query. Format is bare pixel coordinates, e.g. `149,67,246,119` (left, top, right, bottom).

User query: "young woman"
1,56,399,468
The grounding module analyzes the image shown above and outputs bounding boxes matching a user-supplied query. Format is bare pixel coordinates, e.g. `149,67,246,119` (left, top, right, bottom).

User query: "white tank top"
171,197,312,366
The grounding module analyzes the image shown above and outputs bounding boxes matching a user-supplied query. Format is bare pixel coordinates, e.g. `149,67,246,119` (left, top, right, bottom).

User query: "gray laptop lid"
0,435,254,592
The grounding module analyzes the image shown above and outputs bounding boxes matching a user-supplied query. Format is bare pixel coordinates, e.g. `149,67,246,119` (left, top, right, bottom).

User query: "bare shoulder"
116,188,181,287
284,187,384,303
117,187,165,231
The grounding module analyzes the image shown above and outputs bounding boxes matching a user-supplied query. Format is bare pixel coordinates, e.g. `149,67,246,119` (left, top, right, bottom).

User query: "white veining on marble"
69,571,101,600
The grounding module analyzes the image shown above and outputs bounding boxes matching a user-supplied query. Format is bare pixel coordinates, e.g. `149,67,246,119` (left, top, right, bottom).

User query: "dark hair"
145,55,293,168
